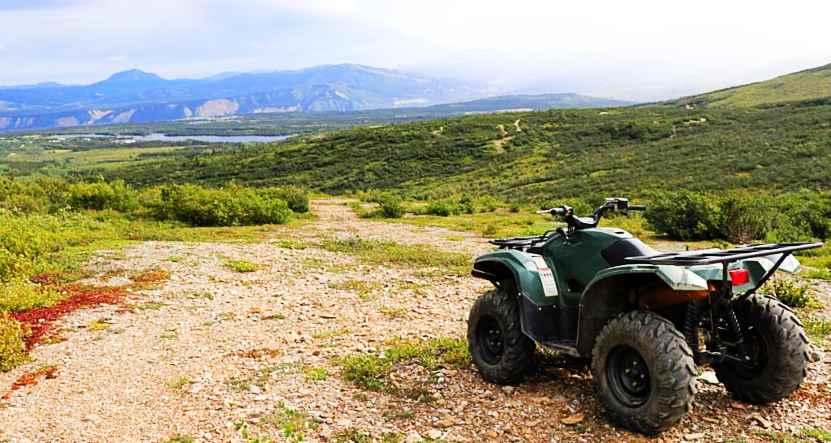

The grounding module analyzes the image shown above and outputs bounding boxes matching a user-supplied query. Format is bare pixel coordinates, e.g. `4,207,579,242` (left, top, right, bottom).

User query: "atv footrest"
539,339,580,357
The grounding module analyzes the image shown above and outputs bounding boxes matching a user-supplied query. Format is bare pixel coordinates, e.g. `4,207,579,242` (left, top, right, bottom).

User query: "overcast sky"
2,0,829,101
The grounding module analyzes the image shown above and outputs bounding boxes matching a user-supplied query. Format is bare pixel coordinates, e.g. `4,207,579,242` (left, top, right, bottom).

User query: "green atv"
468,198,822,435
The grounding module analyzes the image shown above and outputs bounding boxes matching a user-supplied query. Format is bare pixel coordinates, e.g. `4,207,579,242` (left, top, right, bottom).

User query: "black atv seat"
490,235,549,249
570,216,598,230
601,238,661,267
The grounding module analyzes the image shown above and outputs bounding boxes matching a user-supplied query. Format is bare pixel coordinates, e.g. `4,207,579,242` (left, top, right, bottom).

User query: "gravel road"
0,199,828,442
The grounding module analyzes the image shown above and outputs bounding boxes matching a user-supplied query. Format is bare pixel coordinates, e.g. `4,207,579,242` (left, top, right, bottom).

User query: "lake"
133,133,293,143
54,133,293,144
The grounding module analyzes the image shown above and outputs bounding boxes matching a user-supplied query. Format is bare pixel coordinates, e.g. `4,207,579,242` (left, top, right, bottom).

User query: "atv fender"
575,264,708,356
471,250,555,305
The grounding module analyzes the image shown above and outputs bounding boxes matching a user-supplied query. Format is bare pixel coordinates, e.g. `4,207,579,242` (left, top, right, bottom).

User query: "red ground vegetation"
2,365,58,400
10,285,126,350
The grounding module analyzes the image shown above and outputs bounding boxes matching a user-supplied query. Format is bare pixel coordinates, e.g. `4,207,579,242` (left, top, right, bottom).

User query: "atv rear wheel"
591,311,697,435
714,295,808,404
467,284,534,384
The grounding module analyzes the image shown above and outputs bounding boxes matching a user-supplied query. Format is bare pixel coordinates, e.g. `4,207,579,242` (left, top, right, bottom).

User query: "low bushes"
66,180,138,212
419,194,503,217
0,314,28,371
374,194,405,218
260,186,309,213
356,192,405,219
0,176,309,227
761,279,815,308
152,184,292,227
645,191,722,240
645,190,831,243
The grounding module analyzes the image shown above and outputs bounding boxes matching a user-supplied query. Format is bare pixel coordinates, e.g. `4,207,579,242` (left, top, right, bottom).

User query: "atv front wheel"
714,295,809,404
467,284,534,384
591,311,697,435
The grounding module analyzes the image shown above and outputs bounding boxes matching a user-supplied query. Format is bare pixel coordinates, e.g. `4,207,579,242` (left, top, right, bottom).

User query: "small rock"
436,417,455,428
750,413,772,429
807,345,823,363
684,432,706,441
698,371,719,385
404,431,422,443
248,385,261,395
426,429,443,440
502,386,515,394
561,413,584,425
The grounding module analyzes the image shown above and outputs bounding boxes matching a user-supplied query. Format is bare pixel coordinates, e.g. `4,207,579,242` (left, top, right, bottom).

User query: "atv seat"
601,238,661,267
490,235,549,249
570,216,598,230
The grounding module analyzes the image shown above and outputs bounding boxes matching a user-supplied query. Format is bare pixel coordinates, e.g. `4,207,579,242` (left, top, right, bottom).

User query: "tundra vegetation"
0,176,309,367
1,99,830,375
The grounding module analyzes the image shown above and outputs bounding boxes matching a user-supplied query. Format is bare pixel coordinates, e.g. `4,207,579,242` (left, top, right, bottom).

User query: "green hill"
673,63,831,107
87,100,831,203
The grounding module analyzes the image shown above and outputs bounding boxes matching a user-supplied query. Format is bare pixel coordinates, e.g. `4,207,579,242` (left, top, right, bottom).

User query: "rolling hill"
671,63,831,107
82,99,831,202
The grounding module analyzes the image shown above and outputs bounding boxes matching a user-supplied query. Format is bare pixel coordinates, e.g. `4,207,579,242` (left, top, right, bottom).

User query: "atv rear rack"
627,242,823,303
624,242,823,266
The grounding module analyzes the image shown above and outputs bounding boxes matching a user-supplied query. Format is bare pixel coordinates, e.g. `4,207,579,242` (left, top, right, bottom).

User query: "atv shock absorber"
683,302,701,363
723,305,745,349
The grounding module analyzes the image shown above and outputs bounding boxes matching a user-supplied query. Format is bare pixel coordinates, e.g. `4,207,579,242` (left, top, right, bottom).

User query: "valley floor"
0,200,828,442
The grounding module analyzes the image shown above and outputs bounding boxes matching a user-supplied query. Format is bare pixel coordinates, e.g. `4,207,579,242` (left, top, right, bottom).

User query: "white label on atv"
531,255,559,297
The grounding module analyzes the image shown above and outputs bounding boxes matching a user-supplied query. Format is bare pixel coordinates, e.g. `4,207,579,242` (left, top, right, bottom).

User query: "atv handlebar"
536,207,568,216
538,198,645,231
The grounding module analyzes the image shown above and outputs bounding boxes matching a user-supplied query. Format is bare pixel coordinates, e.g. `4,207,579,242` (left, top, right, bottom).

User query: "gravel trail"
0,199,828,442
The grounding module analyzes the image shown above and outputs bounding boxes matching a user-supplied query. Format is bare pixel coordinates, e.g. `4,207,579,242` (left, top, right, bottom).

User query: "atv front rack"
625,242,823,266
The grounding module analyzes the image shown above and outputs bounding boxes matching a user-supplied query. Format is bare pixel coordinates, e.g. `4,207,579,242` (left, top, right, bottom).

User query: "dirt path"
0,200,828,442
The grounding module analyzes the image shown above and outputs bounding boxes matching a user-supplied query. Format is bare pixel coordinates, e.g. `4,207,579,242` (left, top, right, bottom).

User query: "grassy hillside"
81,101,831,203
674,63,831,107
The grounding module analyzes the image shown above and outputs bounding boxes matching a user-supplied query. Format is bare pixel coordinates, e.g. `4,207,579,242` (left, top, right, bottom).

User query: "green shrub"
66,180,138,212
0,279,62,312
374,194,404,218
153,184,291,226
225,259,259,273
718,193,777,243
762,279,814,308
338,337,469,392
0,314,28,372
422,199,462,217
646,190,831,242
0,211,62,281
645,191,722,240
260,187,309,213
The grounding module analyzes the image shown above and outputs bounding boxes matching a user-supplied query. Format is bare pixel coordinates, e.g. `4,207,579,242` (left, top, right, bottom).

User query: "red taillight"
729,269,749,285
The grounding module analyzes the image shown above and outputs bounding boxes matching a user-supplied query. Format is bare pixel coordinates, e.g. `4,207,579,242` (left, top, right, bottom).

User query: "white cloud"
0,0,829,100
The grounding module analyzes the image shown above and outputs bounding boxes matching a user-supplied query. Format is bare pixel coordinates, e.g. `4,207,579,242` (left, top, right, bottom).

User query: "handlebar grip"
536,208,567,216
628,205,647,211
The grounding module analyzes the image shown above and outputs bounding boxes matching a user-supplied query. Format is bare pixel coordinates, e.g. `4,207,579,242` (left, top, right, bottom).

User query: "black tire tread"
467,286,534,384
591,311,697,435
715,295,809,404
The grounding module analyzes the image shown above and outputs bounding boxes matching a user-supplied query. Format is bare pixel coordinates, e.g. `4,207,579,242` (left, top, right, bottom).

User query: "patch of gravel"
0,199,828,442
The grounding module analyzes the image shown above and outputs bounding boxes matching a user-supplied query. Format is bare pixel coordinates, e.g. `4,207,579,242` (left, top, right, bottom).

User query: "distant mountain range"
668,62,831,108
0,64,629,132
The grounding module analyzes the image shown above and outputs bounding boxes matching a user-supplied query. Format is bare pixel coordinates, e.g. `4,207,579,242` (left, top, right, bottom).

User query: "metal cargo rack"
625,242,823,266
626,242,823,301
